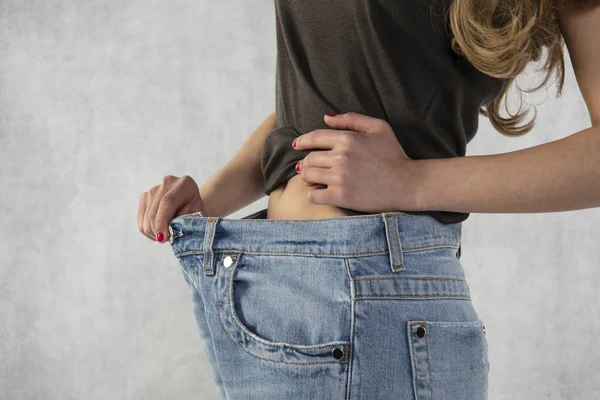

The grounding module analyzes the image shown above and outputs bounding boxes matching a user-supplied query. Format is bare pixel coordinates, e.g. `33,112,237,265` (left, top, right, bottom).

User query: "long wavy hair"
447,0,600,136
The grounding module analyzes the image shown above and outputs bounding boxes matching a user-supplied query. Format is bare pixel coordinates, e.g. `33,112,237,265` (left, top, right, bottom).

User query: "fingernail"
292,139,297,149
325,113,336,117
295,162,300,172
156,232,164,242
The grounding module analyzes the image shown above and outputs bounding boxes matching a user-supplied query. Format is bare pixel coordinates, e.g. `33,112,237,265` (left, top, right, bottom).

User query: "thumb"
323,112,389,134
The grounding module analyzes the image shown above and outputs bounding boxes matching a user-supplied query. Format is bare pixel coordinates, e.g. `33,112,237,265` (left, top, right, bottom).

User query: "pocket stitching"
216,300,344,366
227,257,348,350
215,253,352,365
425,319,485,328
408,319,489,399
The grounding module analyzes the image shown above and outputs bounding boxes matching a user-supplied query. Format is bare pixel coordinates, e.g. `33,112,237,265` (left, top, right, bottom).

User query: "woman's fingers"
138,175,204,243
143,189,157,241
153,190,180,241
138,193,156,241
300,149,335,169
137,192,147,235
300,165,337,187
147,186,166,235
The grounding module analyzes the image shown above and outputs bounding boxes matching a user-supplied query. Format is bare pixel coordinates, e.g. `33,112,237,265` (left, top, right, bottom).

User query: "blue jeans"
168,209,489,400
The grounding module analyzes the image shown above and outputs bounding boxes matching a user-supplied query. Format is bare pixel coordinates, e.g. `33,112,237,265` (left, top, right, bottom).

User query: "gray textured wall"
1,1,598,399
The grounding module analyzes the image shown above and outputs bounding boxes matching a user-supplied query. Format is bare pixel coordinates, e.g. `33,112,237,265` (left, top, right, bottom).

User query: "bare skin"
265,174,351,220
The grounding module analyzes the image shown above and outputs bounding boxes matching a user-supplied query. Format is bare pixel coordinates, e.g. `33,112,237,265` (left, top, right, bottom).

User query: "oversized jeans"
167,208,489,400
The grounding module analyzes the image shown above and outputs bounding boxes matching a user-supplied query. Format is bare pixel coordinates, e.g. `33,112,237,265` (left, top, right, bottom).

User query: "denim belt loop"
202,217,219,276
382,212,405,272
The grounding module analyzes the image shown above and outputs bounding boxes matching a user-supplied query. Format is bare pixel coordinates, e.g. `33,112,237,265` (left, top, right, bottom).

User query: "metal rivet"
168,225,174,244
223,256,233,268
332,347,344,360
416,326,426,338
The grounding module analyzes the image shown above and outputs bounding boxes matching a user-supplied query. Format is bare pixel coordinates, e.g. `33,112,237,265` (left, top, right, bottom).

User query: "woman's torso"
266,176,350,219
263,0,507,221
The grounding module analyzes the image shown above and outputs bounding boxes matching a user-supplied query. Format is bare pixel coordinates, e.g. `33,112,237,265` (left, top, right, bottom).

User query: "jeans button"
416,326,426,338
223,256,233,268
332,347,344,360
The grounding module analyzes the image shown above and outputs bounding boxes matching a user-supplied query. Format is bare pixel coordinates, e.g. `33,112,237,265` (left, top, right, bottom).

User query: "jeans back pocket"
407,319,489,400
216,252,353,365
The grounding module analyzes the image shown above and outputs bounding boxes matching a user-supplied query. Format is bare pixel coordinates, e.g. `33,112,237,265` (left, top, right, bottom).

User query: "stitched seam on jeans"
426,321,484,328
227,258,347,350
344,257,355,400
175,243,459,258
408,323,419,400
355,295,471,300
353,276,466,281
215,259,348,365
178,213,415,221
387,215,404,272
426,323,434,400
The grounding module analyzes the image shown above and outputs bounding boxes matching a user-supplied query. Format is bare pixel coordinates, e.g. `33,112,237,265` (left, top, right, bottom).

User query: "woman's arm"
199,111,277,217
407,3,600,215
411,126,600,214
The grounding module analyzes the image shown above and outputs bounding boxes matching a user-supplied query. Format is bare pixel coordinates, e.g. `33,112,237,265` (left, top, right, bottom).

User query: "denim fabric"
168,209,489,400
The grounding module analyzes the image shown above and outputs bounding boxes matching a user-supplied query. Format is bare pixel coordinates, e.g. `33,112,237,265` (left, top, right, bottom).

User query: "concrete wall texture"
1,1,598,399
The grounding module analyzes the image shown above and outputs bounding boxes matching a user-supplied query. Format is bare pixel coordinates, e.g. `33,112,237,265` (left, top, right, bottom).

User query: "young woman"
137,0,600,398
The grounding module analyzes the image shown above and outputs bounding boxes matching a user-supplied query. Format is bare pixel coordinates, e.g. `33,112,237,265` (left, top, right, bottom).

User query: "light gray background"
1,1,598,399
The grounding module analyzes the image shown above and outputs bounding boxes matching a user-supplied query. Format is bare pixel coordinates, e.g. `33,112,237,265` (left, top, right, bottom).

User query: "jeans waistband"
167,208,462,277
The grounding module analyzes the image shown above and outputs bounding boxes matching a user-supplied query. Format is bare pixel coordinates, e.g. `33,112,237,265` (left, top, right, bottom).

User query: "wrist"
406,159,435,212
198,184,222,217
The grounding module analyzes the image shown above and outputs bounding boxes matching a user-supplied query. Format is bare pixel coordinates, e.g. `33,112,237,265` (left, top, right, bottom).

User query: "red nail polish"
156,232,164,242
325,113,336,117
295,162,300,172
292,139,297,148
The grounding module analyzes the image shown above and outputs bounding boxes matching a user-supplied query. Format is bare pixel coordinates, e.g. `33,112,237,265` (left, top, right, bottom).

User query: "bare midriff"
266,174,352,220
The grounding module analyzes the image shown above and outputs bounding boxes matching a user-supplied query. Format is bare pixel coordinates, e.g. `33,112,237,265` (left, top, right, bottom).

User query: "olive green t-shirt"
261,0,508,224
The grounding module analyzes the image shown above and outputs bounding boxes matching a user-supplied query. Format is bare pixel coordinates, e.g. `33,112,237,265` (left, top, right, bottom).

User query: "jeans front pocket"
407,319,489,400
216,252,353,365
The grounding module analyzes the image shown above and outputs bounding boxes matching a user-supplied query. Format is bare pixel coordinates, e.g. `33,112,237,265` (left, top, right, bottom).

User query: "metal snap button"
223,256,233,268
167,225,174,244
332,347,344,360
416,326,426,338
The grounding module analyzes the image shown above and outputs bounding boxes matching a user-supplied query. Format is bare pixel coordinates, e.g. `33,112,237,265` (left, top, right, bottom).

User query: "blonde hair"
447,0,600,136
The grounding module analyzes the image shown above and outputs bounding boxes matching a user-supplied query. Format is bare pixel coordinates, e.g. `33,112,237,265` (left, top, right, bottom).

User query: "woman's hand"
137,175,205,243
292,112,422,214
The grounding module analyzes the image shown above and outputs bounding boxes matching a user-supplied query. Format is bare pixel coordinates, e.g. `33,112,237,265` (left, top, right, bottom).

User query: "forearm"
411,123,600,214
198,111,277,218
